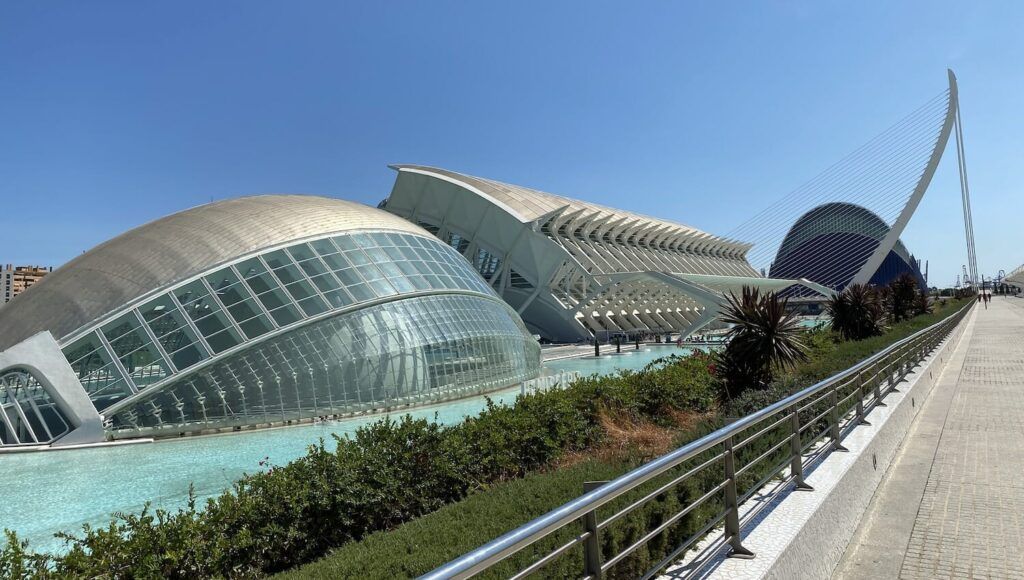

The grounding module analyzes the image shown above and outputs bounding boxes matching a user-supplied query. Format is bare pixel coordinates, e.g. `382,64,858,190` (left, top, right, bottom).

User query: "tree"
827,283,885,341
913,289,933,316
716,286,808,400
887,273,920,322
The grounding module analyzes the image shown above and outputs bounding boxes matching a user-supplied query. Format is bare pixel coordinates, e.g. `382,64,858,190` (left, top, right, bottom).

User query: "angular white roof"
391,165,748,250
0,195,424,351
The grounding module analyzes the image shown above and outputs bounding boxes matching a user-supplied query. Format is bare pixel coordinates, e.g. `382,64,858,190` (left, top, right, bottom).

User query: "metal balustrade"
423,302,973,580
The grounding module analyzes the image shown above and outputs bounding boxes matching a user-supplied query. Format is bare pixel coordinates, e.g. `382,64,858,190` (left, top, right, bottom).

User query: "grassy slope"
280,299,970,579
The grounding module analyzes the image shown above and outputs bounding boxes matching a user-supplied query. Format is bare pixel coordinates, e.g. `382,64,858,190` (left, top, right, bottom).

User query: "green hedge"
280,298,969,579
2,353,719,579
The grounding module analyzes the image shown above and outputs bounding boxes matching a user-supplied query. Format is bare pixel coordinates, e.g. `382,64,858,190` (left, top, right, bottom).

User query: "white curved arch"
849,70,959,286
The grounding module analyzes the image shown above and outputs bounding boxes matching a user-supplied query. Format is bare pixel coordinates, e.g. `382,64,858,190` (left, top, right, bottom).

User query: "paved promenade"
835,298,1024,580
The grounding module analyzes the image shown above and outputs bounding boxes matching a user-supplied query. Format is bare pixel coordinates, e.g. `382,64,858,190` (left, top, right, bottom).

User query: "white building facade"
383,165,829,342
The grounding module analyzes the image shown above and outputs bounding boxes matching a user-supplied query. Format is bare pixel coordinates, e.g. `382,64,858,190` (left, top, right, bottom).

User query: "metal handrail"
423,302,973,579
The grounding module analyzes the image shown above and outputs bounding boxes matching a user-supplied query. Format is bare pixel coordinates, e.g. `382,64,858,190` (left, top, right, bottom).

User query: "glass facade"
105,294,538,437
54,229,540,437
0,369,71,446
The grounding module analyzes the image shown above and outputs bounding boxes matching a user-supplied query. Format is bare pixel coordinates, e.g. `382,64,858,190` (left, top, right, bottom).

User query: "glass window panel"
168,344,204,371
138,295,179,329
286,243,317,263
398,246,421,261
369,232,395,246
103,315,147,354
407,275,431,291
383,246,405,260
310,238,339,256
347,283,374,302
385,233,408,246
158,325,203,360
63,333,107,368
297,295,329,317
269,304,302,326
355,264,384,282
256,287,290,311
204,327,243,354
245,272,279,295
389,276,416,294
311,272,341,292
236,257,268,279
180,294,219,323
351,233,375,248
227,298,264,324
284,279,316,301
395,260,422,276
377,261,404,278
323,289,353,308
331,235,360,251
363,246,390,263
262,250,293,270
239,315,274,339
344,249,371,266
193,309,233,338
298,258,328,278
368,279,397,297
175,280,210,309
335,268,363,286
272,264,303,286
206,268,240,294
321,253,351,271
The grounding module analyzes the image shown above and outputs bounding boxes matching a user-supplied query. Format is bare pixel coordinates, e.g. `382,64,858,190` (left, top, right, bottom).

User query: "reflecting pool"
2,347,704,553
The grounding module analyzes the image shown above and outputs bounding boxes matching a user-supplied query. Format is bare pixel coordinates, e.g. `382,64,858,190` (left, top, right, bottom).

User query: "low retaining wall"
669,309,974,580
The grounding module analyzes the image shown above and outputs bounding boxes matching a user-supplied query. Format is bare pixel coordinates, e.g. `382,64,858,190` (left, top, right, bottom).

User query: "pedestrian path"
835,297,1024,580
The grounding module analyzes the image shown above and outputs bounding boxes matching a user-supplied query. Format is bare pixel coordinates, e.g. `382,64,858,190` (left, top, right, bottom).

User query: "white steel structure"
383,166,830,342
1007,264,1024,292
731,71,960,294
0,196,540,447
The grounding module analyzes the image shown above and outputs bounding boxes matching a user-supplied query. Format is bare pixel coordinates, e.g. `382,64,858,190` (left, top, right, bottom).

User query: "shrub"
827,283,885,341
716,286,808,399
2,351,721,579
887,273,921,322
913,290,933,316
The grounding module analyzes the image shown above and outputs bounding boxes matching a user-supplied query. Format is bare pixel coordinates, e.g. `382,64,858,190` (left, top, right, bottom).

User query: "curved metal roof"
774,202,914,265
0,195,425,352
390,165,748,251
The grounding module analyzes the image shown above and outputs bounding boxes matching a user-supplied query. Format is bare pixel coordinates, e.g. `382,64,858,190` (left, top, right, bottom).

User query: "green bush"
1,352,721,579
283,299,969,579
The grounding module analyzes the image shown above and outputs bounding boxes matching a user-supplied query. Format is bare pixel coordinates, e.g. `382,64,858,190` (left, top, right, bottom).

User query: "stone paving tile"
896,298,1024,580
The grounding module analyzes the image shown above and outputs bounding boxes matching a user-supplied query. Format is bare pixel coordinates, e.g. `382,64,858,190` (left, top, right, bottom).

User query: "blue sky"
1,1,1020,286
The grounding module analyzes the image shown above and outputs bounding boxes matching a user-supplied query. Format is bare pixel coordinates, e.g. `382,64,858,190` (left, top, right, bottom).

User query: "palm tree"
887,273,920,322
717,286,808,399
828,283,885,341
913,289,933,316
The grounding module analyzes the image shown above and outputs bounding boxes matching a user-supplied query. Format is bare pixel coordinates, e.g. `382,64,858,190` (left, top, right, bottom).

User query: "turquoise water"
544,345,705,375
1,348,693,553
798,317,830,329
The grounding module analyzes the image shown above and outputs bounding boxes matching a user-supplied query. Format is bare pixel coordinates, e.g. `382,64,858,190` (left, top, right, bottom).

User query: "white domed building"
0,195,540,448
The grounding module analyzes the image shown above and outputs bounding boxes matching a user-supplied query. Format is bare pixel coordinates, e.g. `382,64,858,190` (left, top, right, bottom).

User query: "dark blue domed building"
769,203,926,293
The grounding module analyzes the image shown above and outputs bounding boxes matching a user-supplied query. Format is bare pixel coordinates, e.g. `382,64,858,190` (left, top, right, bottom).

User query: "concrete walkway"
835,298,1024,580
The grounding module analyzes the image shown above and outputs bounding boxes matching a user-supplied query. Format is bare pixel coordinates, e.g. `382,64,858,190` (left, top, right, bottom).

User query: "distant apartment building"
1,264,53,306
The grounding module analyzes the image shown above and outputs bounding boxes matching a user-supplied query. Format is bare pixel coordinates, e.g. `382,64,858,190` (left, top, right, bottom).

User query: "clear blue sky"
1,1,1020,287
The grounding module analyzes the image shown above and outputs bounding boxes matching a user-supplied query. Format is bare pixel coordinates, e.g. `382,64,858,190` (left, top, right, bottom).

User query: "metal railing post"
855,372,870,426
581,481,606,578
723,436,754,558
830,385,848,452
789,409,813,491
873,366,887,407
